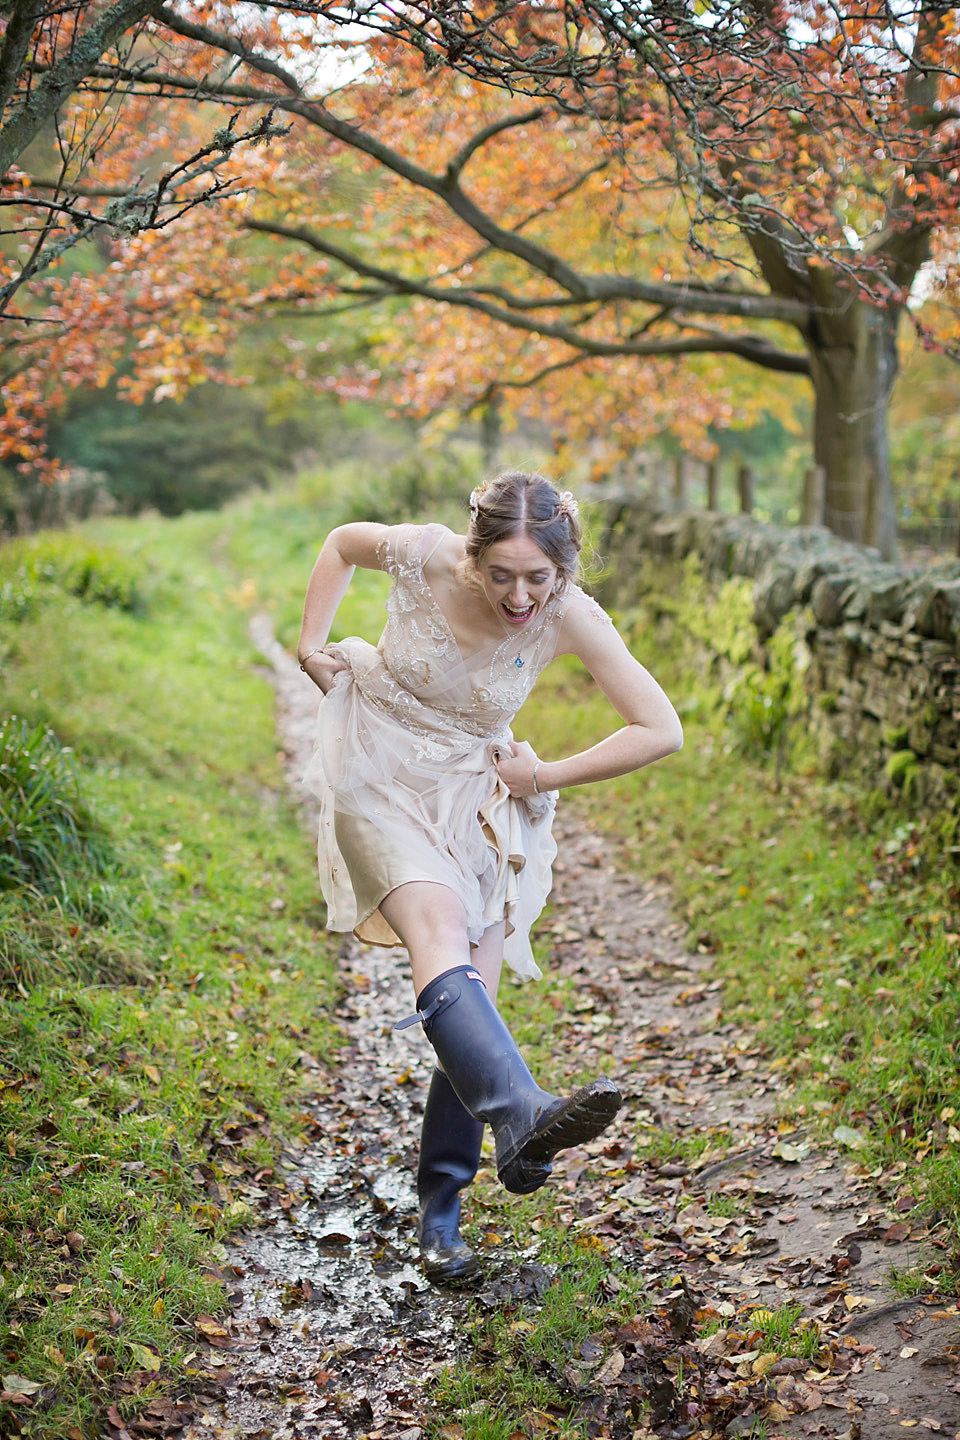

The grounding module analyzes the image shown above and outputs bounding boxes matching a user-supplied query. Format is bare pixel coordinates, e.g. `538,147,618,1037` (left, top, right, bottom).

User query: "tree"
0,0,293,310
2,2,958,555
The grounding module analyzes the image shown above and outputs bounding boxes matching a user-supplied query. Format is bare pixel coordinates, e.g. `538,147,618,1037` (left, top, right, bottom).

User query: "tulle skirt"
302,638,557,981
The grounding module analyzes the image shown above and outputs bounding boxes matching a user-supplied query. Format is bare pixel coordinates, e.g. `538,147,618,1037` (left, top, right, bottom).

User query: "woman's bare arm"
297,522,395,690
495,591,682,795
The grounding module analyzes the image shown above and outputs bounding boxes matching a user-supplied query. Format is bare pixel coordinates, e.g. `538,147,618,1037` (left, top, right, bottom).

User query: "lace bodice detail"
373,523,566,739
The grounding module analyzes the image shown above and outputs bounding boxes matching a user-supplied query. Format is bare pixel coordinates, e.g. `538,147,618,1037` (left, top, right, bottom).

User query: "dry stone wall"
596,497,960,814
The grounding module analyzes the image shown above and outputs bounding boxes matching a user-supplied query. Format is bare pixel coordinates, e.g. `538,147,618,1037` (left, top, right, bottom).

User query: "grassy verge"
0,506,343,1438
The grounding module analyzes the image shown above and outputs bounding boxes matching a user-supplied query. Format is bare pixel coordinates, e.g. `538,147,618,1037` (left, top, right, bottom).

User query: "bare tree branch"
244,215,810,374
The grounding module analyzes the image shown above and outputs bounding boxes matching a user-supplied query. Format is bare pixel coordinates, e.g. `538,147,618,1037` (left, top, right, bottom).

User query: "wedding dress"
303,522,588,979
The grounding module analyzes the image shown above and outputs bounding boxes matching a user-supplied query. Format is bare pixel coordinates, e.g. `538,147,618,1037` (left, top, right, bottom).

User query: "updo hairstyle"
465,471,582,588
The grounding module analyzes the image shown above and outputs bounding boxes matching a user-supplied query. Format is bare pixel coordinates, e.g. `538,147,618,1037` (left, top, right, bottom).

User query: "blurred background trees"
2,1,958,554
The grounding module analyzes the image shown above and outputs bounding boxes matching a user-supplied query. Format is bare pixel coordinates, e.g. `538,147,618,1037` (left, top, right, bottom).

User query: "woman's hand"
493,739,541,797
301,649,349,694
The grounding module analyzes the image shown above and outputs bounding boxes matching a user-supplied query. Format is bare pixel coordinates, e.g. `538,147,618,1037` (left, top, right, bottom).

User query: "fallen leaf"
772,1140,809,1162
884,1222,911,1244
752,1352,780,1376
833,1125,867,1150
595,1349,625,1384
761,1400,792,1423
776,1377,823,1413
127,1342,161,1371
1,1374,42,1398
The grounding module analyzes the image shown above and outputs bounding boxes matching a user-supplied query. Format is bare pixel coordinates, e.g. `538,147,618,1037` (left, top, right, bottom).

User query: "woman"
298,471,682,1283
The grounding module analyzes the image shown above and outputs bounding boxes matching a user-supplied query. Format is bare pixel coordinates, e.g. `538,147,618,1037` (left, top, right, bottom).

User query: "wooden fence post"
672,455,687,508
737,463,754,514
706,459,720,510
801,464,826,525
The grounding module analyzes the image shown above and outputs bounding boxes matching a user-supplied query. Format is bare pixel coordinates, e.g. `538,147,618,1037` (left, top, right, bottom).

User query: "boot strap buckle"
394,982,462,1031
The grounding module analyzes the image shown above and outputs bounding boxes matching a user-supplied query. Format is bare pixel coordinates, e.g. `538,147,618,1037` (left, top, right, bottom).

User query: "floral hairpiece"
468,483,577,523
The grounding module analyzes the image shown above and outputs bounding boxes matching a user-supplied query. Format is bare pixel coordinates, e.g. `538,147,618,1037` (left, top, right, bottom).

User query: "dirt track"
174,621,960,1440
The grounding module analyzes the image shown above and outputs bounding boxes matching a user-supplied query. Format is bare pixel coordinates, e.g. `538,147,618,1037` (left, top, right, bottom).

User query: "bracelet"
298,646,325,672
532,762,541,795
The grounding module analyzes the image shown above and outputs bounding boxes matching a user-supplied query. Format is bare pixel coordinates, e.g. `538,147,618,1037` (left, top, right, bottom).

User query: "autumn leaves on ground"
1,468,959,1440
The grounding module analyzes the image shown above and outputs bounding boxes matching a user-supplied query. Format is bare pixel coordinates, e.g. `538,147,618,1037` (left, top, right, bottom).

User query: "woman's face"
476,535,558,629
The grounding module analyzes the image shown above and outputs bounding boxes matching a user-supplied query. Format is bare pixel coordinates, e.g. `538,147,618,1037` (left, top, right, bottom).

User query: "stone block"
810,572,851,626
752,562,797,639
904,577,960,650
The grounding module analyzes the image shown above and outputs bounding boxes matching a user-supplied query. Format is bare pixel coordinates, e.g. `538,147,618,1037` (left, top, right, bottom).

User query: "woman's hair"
465,471,582,586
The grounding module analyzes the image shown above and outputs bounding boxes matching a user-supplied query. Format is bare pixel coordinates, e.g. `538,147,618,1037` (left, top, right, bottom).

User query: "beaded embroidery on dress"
302,523,570,980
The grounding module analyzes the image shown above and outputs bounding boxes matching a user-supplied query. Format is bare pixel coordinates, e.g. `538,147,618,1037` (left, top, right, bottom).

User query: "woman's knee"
380,881,468,948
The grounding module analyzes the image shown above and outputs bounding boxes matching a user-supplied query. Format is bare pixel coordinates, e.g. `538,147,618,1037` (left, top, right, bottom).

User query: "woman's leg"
378,880,476,997
380,887,503,1282
416,1066,484,1283
382,880,620,1198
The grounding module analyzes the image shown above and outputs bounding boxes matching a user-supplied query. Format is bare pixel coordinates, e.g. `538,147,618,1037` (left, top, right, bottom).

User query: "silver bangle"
298,646,325,672
532,762,541,794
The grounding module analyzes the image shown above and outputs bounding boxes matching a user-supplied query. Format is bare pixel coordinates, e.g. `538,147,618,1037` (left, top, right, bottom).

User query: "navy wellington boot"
413,965,621,1195
417,1067,484,1283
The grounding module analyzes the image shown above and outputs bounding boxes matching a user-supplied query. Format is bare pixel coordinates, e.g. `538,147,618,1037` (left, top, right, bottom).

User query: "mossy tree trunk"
804,296,901,559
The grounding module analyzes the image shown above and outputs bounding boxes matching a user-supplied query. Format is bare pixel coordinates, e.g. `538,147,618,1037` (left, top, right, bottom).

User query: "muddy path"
174,622,959,1440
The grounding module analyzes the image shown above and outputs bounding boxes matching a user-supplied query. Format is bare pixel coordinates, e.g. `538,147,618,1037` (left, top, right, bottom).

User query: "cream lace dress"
303,522,573,980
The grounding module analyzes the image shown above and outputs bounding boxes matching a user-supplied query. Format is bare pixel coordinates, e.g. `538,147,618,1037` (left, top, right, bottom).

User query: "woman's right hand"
301,649,349,694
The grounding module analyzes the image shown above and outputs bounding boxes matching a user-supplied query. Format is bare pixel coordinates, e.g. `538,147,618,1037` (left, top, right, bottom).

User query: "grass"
0,505,344,1437
741,1303,821,1361
428,1229,648,1440
0,715,114,905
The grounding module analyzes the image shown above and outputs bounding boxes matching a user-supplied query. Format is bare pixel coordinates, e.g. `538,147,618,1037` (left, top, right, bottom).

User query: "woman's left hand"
493,739,540,797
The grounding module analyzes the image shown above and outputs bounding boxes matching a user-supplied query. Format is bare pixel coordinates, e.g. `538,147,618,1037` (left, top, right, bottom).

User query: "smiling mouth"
501,602,535,624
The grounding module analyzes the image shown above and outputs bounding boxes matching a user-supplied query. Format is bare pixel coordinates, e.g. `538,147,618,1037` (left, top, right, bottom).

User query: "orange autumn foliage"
1,2,957,548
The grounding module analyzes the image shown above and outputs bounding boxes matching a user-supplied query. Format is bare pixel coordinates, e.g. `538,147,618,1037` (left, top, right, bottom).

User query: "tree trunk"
479,390,502,470
804,297,900,560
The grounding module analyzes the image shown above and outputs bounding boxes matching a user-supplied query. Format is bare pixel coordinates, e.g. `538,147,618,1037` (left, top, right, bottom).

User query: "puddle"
189,929,478,1439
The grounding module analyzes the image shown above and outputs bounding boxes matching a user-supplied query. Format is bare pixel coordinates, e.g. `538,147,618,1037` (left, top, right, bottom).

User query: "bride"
298,470,682,1282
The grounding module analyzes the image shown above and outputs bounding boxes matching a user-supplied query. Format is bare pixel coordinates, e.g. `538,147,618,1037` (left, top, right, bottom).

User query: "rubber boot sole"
497,1077,622,1195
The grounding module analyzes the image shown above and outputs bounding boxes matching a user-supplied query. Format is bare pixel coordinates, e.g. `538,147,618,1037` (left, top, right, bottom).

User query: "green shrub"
333,448,481,524
46,381,306,517
0,716,112,897
885,747,920,790
727,619,807,772
0,533,147,619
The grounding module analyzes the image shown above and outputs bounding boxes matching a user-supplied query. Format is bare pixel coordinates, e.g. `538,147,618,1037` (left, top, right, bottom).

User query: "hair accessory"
556,490,579,520
469,486,483,519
